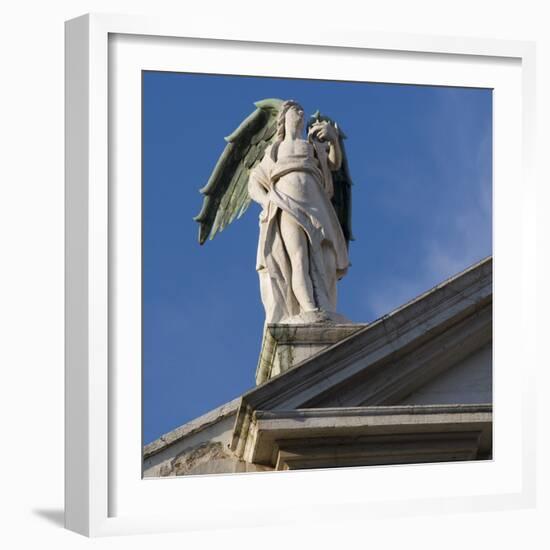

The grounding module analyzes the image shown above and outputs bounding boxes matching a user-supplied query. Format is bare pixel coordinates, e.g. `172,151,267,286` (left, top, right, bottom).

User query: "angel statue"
194,98,354,324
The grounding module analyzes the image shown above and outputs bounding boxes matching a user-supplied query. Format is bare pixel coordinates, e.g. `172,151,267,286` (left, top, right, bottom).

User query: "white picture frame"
65,13,537,537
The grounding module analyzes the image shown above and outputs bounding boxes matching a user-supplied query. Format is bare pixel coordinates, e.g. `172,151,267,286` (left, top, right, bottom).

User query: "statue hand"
309,121,338,143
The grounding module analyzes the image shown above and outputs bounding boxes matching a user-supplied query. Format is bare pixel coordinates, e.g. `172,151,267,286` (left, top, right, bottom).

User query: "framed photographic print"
65,13,536,536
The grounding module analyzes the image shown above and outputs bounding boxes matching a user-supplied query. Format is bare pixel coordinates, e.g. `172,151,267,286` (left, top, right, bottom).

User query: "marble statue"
194,99,354,324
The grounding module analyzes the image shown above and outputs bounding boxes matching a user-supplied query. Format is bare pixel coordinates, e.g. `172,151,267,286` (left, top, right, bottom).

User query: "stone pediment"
231,257,492,459
144,257,492,475
244,404,492,469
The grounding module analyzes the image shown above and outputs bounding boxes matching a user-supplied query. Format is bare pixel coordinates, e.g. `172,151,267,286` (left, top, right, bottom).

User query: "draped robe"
248,139,349,323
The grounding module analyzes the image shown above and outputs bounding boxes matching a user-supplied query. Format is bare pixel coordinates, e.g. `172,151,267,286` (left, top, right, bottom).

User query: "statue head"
276,100,304,141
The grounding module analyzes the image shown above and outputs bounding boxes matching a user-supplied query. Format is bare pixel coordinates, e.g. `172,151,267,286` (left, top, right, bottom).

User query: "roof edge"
143,397,241,459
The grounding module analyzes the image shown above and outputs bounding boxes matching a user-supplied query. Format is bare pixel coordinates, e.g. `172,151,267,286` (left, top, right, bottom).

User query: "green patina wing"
193,98,284,244
308,111,355,247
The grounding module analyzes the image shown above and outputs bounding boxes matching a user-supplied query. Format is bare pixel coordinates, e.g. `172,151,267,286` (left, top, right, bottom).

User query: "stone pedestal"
255,323,367,385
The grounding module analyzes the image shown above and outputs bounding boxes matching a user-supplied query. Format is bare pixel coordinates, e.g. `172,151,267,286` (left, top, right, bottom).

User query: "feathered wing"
332,130,354,246
308,111,354,247
193,98,283,244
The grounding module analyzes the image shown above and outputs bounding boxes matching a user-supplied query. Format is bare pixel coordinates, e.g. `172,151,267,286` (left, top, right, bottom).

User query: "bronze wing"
308,110,355,247
193,98,283,244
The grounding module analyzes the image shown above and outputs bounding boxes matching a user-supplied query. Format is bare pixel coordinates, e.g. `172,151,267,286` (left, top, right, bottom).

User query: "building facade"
144,257,492,476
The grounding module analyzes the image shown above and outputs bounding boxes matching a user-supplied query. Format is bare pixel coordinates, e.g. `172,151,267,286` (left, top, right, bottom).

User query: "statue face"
285,104,305,133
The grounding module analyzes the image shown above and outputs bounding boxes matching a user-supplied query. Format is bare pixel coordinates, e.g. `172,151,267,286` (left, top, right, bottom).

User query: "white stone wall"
400,343,492,405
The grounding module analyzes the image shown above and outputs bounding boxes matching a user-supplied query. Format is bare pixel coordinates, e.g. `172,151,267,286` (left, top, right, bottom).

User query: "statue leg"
279,210,317,312
322,242,337,311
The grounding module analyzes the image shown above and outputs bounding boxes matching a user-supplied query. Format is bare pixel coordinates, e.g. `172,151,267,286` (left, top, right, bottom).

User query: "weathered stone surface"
244,257,492,415
163,442,228,476
401,342,492,405
244,404,492,468
256,323,366,384
144,258,493,477
143,398,241,478
144,397,241,460
281,310,352,325
158,441,272,476
302,304,491,408
149,440,273,477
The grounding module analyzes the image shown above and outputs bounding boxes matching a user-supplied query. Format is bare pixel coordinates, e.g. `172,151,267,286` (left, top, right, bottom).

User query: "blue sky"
142,72,492,445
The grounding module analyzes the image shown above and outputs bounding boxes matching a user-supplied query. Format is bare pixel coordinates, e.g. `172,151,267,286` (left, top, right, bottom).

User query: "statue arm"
309,121,342,171
327,137,342,171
